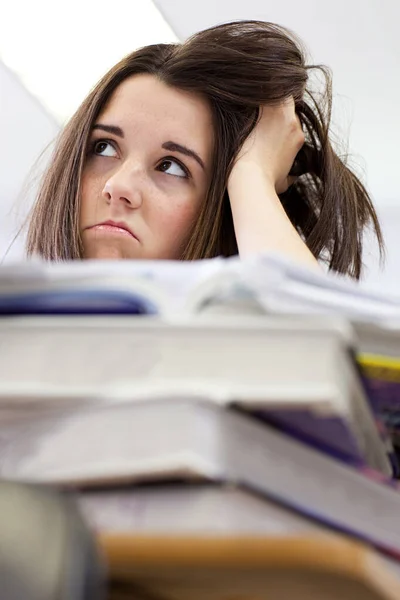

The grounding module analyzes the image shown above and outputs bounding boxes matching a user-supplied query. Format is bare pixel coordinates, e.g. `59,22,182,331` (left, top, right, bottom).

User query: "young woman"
26,20,382,278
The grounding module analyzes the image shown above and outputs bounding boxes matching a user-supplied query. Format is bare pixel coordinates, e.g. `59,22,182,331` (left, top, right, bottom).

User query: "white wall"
0,61,59,261
362,206,400,293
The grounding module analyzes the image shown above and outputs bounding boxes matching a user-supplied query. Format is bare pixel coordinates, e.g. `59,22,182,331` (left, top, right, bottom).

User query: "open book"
0,257,233,315
2,253,400,318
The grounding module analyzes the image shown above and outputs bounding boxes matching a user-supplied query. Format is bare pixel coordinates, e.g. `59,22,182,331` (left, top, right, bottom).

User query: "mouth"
87,220,138,240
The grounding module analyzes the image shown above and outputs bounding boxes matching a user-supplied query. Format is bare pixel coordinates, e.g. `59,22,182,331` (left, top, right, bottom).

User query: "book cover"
358,354,400,441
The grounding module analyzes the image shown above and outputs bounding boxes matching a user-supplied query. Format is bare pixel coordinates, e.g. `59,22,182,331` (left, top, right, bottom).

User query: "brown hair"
26,20,383,278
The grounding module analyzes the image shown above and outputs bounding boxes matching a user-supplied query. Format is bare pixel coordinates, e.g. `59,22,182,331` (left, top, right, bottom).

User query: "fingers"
282,96,296,110
254,97,306,195
278,98,305,151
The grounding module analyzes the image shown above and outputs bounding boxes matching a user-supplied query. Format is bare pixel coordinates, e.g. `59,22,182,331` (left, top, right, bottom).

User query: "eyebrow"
92,124,124,137
92,124,205,171
162,141,205,171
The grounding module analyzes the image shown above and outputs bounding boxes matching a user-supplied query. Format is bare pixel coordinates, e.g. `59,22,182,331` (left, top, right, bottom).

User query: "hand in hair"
227,98,319,268
232,97,305,194
25,19,383,276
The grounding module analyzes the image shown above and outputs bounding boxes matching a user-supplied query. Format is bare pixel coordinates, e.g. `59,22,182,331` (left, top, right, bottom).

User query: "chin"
81,231,142,259
82,244,138,260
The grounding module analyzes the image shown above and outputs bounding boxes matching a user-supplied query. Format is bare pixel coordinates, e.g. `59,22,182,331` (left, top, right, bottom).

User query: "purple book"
248,403,398,478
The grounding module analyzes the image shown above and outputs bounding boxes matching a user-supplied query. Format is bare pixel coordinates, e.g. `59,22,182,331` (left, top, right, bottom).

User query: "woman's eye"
158,159,188,178
93,140,117,158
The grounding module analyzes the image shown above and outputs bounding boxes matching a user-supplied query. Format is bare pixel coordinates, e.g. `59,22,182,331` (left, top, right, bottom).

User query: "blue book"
0,289,158,315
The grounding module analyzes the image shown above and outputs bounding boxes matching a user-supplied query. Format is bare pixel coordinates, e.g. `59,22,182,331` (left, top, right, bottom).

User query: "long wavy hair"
26,20,383,278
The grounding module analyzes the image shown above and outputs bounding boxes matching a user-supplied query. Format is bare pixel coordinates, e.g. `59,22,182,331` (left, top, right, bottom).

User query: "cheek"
155,196,200,239
80,172,103,220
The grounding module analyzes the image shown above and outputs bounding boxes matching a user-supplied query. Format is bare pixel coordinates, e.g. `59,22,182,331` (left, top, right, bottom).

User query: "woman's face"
80,74,214,259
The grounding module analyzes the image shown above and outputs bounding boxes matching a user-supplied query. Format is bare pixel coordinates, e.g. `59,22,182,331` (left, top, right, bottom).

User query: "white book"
0,316,391,475
354,320,400,357
238,253,400,321
76,483,330,536
0,398,399,557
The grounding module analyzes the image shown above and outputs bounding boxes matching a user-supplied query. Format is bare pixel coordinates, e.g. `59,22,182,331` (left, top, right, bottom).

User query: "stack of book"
2,253,400,597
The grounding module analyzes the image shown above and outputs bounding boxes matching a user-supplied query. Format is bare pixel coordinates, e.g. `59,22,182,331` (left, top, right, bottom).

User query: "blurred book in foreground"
1,253,400,319
100,534,400,600
0,317,392,475
1,398,400,558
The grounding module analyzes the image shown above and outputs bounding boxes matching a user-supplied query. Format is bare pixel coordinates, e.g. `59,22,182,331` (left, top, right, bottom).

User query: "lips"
87,220,138,240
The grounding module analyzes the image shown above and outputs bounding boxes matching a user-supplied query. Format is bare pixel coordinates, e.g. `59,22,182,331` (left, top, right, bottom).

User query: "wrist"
228,160,279,206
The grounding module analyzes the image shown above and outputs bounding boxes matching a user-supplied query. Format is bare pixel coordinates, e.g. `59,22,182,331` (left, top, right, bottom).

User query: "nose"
102,163,143,209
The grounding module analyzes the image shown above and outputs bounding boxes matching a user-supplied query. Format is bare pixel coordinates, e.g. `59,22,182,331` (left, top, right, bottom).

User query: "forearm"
228,162,319,268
